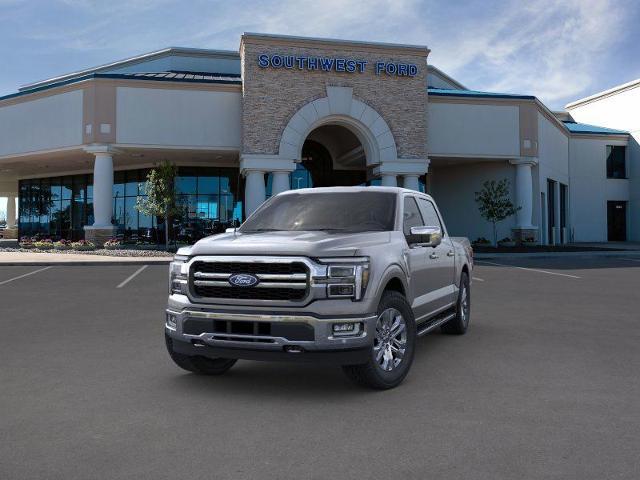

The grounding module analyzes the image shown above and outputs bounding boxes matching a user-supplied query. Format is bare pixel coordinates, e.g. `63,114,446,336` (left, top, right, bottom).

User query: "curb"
475,251,640,259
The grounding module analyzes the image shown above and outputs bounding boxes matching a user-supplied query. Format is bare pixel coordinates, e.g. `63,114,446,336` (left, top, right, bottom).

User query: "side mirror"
409,226,442,247
225,228,236,233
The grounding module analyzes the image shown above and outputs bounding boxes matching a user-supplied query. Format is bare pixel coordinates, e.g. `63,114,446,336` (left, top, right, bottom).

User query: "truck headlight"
317,257,370,301
169,255,189,295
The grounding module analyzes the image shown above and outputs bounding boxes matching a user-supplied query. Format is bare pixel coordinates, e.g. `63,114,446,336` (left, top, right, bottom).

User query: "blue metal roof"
0,71,242,102
428,87,535,100
562,121,628,135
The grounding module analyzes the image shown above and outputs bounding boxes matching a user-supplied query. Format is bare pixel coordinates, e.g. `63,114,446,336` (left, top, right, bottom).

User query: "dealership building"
0,33,637,244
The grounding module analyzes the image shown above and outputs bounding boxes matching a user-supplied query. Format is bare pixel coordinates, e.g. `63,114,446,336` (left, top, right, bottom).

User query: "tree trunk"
164,208,169,251
492,222,498,246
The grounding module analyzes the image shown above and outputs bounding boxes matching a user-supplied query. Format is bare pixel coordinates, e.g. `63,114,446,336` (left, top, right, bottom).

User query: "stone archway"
240,86,429,215
278,86,398,166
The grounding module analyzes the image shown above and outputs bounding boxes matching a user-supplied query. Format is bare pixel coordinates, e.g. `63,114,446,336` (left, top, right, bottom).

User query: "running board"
416,309,456,337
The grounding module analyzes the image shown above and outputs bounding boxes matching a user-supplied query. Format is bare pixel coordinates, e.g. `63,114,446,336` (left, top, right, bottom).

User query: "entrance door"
607,201,627,241
547,179,556,244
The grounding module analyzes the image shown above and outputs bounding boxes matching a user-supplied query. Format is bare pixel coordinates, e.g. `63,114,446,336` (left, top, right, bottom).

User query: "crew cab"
165,187,473,389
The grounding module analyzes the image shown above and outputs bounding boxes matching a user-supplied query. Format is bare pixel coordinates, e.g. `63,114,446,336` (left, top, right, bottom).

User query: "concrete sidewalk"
0,251,172,266
475,250,640,259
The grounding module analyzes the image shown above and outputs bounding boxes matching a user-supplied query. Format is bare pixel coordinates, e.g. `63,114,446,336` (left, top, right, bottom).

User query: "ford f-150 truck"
165,187,473,389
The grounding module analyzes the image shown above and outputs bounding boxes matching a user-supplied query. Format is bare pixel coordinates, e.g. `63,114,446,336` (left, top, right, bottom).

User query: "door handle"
429,252,439,259
447,250,455,257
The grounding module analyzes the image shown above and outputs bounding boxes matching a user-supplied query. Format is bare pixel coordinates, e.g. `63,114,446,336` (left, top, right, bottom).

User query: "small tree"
136,161,181,250
474,179,520,246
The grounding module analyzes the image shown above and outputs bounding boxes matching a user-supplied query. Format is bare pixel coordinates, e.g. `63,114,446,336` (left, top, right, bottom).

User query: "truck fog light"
332,322,362,337
166,313,177,329
328,284,354,297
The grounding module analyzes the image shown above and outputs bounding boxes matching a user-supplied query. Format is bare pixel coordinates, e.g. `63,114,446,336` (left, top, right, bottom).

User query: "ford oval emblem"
228,273,260,287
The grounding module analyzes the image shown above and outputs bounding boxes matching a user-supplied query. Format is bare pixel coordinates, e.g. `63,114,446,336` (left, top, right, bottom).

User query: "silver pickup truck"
165,187,473,389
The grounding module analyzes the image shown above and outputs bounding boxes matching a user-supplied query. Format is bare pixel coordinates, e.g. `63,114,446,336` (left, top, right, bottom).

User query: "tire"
165,333,237,375
342,291,416,390
441,271,470,335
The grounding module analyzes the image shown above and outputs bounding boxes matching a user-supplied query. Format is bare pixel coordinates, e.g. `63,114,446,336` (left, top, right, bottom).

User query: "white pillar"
245,170,266,216
271,171,290,196
381,174,397,187
510,158,536,229
92,152,114,227
402,175,420,191
6,195,16,228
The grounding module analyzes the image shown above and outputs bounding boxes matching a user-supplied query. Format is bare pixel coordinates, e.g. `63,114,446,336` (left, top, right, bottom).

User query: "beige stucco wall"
427,101,520,157
0,90,83,157
240,36,428,160
116,86,242,148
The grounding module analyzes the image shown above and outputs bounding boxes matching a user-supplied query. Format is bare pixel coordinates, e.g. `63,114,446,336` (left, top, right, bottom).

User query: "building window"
606,145,626,179
18,167,243,244
18,174,92,240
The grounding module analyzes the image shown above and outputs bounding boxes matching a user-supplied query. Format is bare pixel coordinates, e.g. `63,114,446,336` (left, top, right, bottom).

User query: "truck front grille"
191,260,309,301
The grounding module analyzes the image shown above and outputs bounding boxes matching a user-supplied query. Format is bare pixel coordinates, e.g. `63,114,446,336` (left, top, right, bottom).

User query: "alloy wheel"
374,308,407,372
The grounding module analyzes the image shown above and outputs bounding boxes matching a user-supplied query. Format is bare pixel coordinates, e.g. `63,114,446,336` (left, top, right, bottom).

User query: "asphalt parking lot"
1,256,639,479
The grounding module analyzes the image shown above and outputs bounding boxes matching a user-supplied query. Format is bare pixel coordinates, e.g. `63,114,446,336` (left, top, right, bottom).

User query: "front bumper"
165,308,377,365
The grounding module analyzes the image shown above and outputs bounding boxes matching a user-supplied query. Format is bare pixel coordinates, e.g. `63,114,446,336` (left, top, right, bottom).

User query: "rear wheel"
165,333,237,375
441,272,470,335
342,291,416,389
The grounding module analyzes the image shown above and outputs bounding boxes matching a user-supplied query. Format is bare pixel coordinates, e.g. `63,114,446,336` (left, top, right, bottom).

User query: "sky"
1,0,639,109
1,0,640,218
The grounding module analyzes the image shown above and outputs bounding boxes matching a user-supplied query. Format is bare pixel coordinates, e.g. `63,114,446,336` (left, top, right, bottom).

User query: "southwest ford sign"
257,54,418,77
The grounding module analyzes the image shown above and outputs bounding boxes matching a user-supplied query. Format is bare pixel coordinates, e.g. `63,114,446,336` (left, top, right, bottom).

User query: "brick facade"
240,35,429,160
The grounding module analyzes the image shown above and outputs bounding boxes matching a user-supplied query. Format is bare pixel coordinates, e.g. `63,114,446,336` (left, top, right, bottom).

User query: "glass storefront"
19,174,93,240
18,164,421,242
19,167,243,243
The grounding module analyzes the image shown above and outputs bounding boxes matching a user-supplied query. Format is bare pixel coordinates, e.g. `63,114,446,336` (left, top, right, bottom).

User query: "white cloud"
426,0,631,107
3,0,636,108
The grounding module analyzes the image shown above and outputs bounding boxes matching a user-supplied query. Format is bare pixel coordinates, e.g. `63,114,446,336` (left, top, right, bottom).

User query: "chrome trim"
186,255,328,305
181,309,377,325
194,280,307,289
416,312,456,336
193,272,307,281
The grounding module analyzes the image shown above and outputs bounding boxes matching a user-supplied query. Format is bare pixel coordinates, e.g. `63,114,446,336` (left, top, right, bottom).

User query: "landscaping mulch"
0,247,173,257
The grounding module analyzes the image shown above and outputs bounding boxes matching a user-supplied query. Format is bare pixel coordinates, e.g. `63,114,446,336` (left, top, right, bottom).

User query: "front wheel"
441,272,470,335
342,291,416,389
165,333,237,375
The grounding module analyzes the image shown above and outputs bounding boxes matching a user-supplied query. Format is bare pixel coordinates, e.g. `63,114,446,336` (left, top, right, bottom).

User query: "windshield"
239,191,397,233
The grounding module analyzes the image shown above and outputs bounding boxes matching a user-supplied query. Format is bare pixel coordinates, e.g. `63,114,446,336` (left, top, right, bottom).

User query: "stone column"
402,174,421,191
271,171,290,196
380,174,397,187
374,159,429,191
84,145,117,245
2,194,18,239
510,158,538,242
6,195,16,228
244,170,266,216
240,154,295,218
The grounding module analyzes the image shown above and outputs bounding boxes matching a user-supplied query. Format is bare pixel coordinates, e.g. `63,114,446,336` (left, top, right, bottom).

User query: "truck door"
401,196,432,321
416,197,457,313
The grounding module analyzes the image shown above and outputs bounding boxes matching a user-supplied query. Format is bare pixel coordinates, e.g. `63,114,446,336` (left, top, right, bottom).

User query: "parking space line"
0,266,53,286
116,265,148,289
472,277,485,282
476,260,581,278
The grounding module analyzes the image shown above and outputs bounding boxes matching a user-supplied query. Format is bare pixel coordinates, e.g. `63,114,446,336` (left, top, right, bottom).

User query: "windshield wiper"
297,228,348,232
239,228,284,233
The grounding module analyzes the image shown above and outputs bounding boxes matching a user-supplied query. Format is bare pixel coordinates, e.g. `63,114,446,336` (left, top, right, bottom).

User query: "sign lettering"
257,54,417,77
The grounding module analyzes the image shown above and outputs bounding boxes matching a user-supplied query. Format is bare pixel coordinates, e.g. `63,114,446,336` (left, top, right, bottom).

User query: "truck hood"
186,230,393,258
